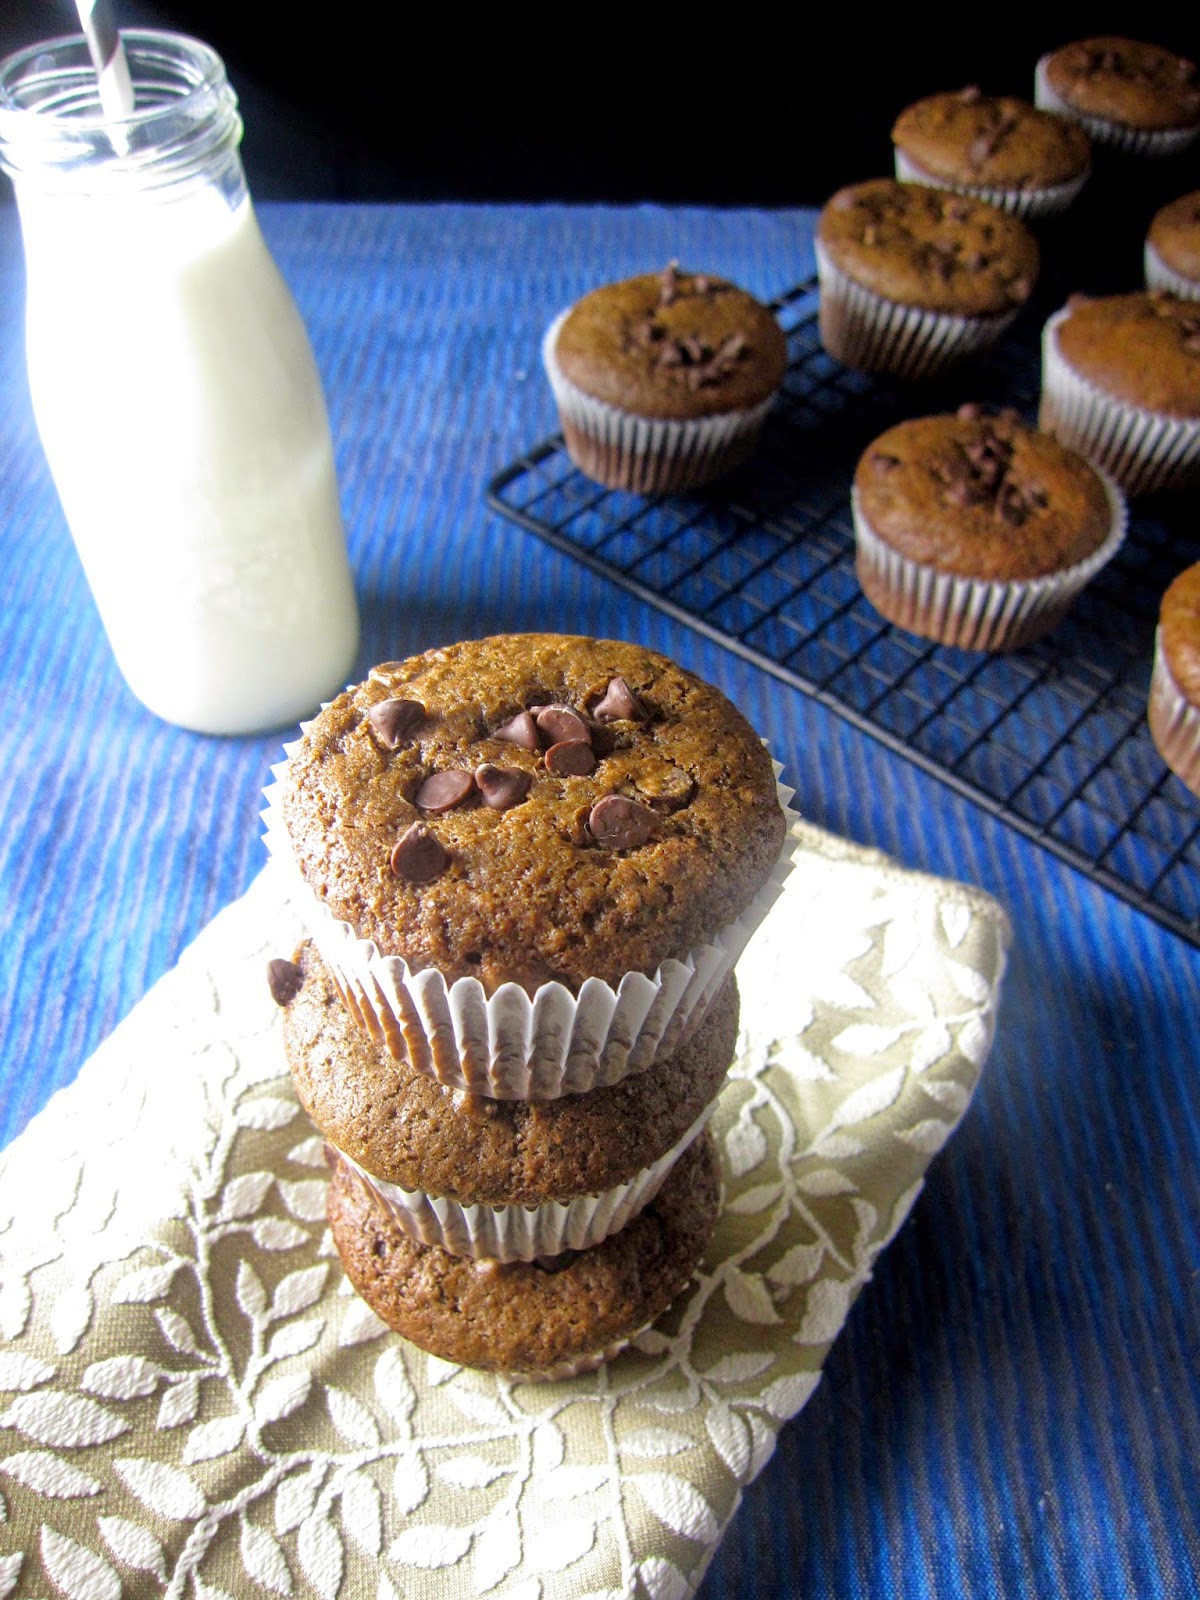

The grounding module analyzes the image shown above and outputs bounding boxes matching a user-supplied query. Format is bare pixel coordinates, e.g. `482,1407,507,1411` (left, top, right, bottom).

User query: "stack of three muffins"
264,634,795,1378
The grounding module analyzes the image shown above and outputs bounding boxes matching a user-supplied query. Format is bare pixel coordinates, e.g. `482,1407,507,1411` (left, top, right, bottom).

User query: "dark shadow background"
1,2,1197,204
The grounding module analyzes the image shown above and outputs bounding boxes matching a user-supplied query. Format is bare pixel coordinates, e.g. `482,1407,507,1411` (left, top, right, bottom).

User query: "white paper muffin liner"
893,146,1088,219
1038,307,1200,494
541,311,776,495
1144,239,1200,299
331,1103,712,1263
262,745,800,1099
1148,632,1200,797
1035,55,1200,158
851,469,1127,651
815,239,1021,381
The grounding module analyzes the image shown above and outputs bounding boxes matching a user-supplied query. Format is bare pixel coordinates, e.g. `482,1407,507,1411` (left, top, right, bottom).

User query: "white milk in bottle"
0,31,359,734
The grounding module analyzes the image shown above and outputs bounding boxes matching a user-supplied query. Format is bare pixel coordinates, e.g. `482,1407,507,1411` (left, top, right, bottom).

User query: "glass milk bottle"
0,31,359,734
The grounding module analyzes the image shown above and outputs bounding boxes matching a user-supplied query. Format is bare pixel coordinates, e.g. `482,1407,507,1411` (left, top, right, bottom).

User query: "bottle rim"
0,30,240,187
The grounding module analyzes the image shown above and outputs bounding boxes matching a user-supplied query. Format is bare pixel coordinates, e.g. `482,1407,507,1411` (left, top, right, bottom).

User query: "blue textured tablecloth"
1,201,1197,1599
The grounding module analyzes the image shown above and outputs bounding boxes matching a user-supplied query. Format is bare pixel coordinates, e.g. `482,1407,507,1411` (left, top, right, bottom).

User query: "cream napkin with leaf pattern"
0,821,1009,1600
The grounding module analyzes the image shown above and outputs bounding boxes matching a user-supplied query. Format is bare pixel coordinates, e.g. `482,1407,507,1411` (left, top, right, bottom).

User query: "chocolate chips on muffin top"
280,635,786,997
818,179,1039,316
1043,37,1200,131
1053,291,1200,416
553,270,787,420
855,410,1114,580
892,89,1091,190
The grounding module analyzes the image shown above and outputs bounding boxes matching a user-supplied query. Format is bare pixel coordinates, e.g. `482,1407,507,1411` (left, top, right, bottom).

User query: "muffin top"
281,634,787,996
854,407,1115,580
283,941,738,1205
1148,191,1200,282
817,180,1039,316
1053,292,1200,417
1159,562,1200,704
328,1132,718,1374
553,266,788,420
1043,37,1200,132
893,88,1091,191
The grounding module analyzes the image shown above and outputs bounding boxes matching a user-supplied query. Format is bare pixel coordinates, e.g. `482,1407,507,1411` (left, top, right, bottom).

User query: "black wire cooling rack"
486,277,1200,947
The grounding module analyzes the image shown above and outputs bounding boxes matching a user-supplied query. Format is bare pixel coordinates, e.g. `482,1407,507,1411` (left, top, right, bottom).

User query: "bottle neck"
0,30,245,205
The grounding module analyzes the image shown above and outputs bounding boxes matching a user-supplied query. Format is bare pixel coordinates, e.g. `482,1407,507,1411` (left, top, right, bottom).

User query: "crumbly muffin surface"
1149,191,1200,282
554,267,787,420
1054,292,1200,417
327,1133,720,1374
893,89,1090,190
817,179,1039,316
282,634,786,995
1160,562,1200,703
283,941,737,1204
855,408,1114,579
1044,37,1200,132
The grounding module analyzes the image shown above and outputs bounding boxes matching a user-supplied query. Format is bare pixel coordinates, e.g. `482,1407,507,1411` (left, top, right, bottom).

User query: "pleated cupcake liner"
329,1103,713,1264
1035,56,1200,158
1144,240,1200,300
851,470,1127,651
262,746,800,1099
815,239,1020,381
541,311,776,495
892,146,1089,219
1038,308,1200,495
1148,634,1200,798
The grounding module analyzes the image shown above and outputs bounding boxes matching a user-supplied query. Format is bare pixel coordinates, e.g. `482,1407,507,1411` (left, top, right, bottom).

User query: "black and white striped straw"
74,0,134,123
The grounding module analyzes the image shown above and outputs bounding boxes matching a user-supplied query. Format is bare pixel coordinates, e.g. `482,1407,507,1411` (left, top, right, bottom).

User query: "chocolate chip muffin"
266,634,791,1096
852,406,1125,650
1146,192,1200,299
281,940,737,1258
892,88,1091,218
1149,562,1200,798
816,179,1039,379
1039,291,1200,494
543,264,788,493
326,1132,721,1377
1036,37,1200,156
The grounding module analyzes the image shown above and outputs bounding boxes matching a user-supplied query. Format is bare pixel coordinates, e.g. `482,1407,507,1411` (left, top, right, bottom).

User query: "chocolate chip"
956,402,984,422
659,261,680,306
390,822,450,883
493,711,539,750
693,274,710,294
416,768,475,813
366,697,424,749
872,451,902,472
536,705,590,747
588,794,658,849
266,958,303,1008
545,740,597,777
634,762,694,813
475,763,532,810
593,675,645,721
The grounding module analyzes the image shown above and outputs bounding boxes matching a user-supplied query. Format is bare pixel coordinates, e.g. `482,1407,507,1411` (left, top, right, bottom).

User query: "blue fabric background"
0,202,1196,1597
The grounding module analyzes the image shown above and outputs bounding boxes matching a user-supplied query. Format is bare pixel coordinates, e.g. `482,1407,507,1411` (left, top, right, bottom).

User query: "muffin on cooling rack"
1038,291,1200,495
542,265,788,494
1146,192,1200,299
892,87,1090,219
1035,37,1200,157
1148,562,1200,798
815,179,1039,380
851,405,1126,650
